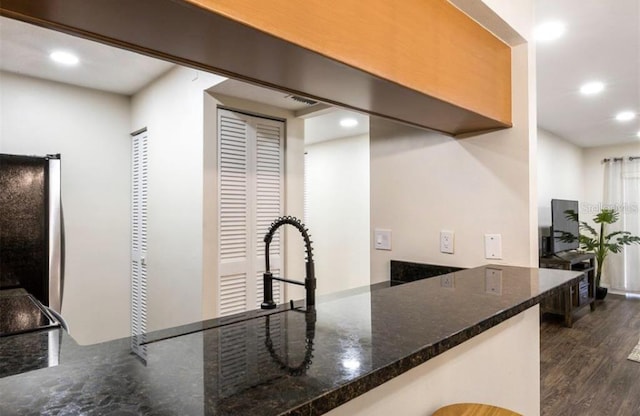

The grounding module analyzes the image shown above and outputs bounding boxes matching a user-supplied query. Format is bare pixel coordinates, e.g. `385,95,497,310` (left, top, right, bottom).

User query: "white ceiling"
209,79,369,144
0,16,367,143
536,0,640,148
4,5,635,149
208,78,310,111
0,16,174,95
208,79,370,144
304,109,370,145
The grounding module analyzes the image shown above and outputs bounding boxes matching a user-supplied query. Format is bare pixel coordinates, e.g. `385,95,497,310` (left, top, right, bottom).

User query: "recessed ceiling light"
534,21,566,42
339,118,358,128
49,50,79,66
615,111,636,122
580,81,605,95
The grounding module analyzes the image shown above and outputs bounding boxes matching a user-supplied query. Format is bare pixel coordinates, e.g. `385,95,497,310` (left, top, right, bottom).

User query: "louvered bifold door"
131,130,149,358
219,110,251,316
218,109,284,317
254,119,284,309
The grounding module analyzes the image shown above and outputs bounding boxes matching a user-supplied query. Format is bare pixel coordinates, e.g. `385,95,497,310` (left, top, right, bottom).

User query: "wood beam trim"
0,0,511,136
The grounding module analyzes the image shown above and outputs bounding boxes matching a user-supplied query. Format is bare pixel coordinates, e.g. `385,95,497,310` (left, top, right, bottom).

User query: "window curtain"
602,157,640,292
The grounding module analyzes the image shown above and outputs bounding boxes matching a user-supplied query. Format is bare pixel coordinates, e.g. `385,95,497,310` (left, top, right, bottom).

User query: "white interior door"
131,129,149,355
218,109,284,316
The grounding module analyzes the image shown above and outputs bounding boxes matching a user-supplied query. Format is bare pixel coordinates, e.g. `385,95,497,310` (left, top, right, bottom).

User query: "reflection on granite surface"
0,328,61,378
0,266,582,415
0,294,59,337
390,260,465,285
263,311,316,377
0,289,62,378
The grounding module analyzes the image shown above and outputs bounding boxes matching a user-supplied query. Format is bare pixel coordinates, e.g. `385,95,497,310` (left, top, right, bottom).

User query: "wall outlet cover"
440,230,454,254
374,229,392,250
484,234,502,259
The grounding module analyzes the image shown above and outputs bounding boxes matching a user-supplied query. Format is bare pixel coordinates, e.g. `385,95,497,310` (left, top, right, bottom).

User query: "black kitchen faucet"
261,216,316,312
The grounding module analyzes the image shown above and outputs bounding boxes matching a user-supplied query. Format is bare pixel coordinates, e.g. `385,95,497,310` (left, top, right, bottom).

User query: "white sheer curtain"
602,157,640,292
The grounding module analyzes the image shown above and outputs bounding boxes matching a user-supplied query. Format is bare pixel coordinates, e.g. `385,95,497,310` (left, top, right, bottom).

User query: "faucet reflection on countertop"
264,310,316,376
261,216,316,314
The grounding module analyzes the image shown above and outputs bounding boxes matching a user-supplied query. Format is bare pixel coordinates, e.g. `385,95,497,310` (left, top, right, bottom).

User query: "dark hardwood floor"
541,294,640,416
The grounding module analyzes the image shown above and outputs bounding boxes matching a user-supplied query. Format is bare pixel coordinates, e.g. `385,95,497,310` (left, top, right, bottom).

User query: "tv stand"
539,251,595,327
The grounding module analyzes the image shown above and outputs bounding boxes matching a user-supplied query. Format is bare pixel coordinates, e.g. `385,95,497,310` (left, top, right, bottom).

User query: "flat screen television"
551,199,580,254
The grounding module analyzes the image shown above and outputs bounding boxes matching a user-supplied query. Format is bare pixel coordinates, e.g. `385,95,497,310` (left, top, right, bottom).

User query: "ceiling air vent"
287,95,318,106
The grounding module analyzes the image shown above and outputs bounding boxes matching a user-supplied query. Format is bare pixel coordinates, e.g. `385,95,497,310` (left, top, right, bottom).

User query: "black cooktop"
0,293,60,337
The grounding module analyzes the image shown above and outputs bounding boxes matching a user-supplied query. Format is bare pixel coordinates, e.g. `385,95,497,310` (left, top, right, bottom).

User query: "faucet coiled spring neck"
264,216,314,267
262,216,316,311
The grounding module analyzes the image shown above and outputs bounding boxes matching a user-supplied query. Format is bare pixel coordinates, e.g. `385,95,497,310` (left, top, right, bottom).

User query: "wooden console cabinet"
539,252,596,327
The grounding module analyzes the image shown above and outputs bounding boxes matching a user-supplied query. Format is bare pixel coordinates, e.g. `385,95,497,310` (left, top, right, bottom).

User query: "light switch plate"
374,229,392,250
484,234,502,259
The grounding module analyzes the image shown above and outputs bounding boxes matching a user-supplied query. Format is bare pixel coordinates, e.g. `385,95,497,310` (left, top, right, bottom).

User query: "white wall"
370,116,532,278
131,66,226,332
0,71,131,345
202,93,305,319
537,128,583,227
305,134,370,294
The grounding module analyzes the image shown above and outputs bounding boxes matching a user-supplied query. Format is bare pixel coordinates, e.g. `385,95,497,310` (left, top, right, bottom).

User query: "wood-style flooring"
541,294,640,416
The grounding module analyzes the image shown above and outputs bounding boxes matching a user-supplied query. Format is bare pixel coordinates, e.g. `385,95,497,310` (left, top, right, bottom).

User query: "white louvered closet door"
131,129,149,358
218,109,284,317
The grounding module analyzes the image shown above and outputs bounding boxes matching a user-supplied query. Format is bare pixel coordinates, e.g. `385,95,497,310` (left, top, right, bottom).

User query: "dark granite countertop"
0,265,582,415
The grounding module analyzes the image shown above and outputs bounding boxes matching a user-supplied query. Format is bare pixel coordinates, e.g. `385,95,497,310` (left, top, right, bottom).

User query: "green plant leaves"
566,207,640,287
594,208,619,224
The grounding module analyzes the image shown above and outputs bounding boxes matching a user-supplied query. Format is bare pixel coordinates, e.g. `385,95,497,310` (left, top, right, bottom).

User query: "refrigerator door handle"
47,156,64,314
60,200,66,311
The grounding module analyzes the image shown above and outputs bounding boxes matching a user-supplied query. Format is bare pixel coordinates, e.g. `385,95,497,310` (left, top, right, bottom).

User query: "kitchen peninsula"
0,265,581,415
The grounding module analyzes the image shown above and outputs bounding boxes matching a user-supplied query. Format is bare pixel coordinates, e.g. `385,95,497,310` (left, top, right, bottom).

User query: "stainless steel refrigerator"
0,153,64,322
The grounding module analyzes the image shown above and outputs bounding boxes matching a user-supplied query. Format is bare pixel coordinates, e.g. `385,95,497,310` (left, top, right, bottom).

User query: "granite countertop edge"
280,275,579,416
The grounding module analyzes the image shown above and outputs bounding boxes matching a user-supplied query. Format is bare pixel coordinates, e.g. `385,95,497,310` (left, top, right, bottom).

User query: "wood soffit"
0,0,512,137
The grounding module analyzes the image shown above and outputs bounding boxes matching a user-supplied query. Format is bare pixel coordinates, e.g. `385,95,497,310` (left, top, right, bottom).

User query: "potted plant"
566,208,640,299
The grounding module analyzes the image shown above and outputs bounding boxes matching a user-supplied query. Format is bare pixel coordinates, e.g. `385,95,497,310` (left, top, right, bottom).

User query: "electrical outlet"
440,230,454,254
